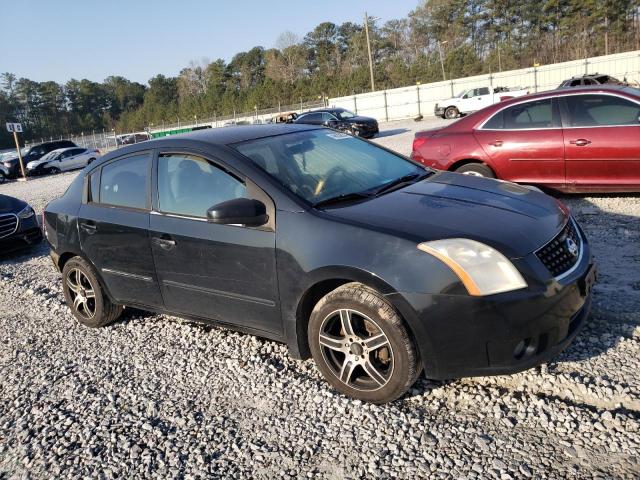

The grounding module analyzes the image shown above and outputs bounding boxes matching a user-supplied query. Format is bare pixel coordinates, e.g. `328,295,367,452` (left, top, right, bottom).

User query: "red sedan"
411,85,640,192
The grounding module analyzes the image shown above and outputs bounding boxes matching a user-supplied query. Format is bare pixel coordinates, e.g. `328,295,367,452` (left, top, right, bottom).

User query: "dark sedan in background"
294,108,379,138
2,140,77,178
411,85,640,192
0,194,42,253
44,124,594,403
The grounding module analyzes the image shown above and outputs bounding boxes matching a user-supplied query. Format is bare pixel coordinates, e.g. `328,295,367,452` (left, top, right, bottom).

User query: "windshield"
40,150,60,161
233,129,426,205
336,110,356,119
455,90,467,98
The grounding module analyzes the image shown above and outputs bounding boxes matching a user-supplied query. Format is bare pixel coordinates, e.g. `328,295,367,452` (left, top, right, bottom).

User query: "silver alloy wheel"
66,268,96,319
462,170,484,177
318,309,394,391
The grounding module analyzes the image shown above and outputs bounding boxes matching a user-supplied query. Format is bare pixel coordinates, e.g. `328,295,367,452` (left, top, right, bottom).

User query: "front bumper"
26,163,48,176
2,162,21,178
393,244,595,380
434,106,445,116
352,123,379,138
0,215,43,254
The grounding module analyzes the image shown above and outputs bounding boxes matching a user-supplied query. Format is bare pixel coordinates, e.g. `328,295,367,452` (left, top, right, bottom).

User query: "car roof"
150,123,320,146
48,147,83,154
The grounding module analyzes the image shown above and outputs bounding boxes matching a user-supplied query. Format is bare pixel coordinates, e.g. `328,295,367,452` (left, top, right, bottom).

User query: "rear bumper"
392,252,595,380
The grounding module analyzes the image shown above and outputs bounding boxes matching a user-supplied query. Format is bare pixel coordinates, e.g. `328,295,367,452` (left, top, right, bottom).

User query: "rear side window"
483,99,554,129
562,94,640,127
99,154,149,209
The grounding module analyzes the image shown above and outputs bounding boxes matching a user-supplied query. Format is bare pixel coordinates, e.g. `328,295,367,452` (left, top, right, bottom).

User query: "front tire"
455,163,495,178
48,167,61,174
444,106,459,119
62,257,123,327
308,283,421,403
0,171,5,184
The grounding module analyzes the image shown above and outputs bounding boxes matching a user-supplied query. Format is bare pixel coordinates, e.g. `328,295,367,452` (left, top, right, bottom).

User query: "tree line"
1,0,639,148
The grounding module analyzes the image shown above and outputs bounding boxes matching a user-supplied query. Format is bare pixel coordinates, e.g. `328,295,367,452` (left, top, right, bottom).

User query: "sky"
1,0,419,85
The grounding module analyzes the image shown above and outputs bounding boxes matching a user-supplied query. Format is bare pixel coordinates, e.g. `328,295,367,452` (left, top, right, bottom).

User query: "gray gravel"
1,124,639,479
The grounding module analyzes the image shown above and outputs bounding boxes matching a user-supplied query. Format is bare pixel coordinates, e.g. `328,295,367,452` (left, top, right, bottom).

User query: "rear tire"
62,257,123,328
308,282,421,403
455,163,495,178
444,106,459,119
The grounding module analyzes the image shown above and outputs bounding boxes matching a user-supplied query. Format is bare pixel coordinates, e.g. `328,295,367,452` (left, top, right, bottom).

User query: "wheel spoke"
84,288,95,299
339,310,355,337
73,295,84,311
319,333,346,352
66,271,80,293
339,358,358,384
363,333,389,351
363,359,386,387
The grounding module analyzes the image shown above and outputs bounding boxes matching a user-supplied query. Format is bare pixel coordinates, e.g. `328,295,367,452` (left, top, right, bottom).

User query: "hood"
0,194,28,214
326,172,567,258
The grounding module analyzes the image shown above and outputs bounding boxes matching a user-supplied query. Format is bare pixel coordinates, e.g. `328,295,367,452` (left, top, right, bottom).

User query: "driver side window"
157,153,247,218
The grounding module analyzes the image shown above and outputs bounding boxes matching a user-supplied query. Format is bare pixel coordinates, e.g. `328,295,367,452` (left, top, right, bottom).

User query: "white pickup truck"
434,86,530,119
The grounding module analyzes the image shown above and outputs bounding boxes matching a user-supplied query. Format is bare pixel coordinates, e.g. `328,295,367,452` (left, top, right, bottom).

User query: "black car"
294,108,379,138
0,194,42,253
2,140,77,178
558,73,626,88
44,124,595,403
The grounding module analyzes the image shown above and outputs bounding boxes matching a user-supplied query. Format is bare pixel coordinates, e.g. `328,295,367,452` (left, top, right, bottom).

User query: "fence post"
450,80,454,97
533,66,538,93
353,96,358,114
488,73,493,87
383,91,388,122
584,57,589,74
416,84,421,117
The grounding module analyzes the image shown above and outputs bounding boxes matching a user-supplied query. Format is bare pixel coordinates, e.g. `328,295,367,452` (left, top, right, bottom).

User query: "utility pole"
364,12,375,92
438,41,448,81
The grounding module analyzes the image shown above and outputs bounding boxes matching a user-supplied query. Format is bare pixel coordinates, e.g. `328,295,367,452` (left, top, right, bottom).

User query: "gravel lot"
1,120,639,479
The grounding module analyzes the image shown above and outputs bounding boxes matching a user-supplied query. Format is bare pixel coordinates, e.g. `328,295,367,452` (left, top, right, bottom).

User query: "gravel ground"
1,122,639,479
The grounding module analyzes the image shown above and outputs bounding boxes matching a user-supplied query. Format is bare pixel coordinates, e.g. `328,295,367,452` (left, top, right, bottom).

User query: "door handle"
489,140,503,147
80,222,97,235
152,236,176,251
570,138,591,146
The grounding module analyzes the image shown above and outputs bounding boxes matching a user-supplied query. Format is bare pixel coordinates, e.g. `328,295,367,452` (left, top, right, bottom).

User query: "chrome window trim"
478,91,640,131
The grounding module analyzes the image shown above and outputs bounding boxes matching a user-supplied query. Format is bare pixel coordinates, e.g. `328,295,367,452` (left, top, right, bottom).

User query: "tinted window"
157,153,247,218
100,154,149,209
298,113,321,123
484,99,553,129
89,172,100,203
477,87,490,96
234,129,425,204
563,94,640,127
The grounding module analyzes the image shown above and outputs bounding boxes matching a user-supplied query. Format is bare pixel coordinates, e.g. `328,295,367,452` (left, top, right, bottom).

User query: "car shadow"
375,128,409,138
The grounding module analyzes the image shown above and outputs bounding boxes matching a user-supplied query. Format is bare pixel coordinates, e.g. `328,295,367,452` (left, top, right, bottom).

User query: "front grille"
0,213,18,239
536,219,581,278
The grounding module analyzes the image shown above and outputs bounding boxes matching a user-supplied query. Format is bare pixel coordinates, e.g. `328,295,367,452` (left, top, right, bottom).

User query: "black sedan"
43,124,595,403
294,108,379,138
0,194,42,253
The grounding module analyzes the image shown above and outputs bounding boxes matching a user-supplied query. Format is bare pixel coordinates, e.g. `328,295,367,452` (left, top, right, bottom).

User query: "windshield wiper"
372,170,432,196
312,191,373,209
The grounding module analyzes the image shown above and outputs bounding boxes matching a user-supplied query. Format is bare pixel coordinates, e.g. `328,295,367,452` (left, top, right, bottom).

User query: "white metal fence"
329,50,640,122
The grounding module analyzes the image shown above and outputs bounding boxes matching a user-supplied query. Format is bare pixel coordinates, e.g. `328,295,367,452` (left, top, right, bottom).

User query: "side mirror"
324,120,338,128
206,198,268,227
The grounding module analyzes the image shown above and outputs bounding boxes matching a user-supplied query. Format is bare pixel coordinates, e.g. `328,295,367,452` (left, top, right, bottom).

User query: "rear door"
559,93,640,191
78,151,163,306
474,97,566,188
149,150,281,335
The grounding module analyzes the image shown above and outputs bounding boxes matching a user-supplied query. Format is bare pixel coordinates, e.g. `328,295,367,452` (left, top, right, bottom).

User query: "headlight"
417,238,527,296
18,205,35,220
3,161,12,168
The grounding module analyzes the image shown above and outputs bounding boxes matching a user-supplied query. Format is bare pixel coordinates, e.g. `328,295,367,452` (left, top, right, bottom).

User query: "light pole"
438,40,448,81
364,12,379,92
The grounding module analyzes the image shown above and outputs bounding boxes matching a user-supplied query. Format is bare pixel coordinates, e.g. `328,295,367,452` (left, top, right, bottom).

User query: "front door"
149,151,281,335
560,93,640,191
474,97,566,188
78,151,163,306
